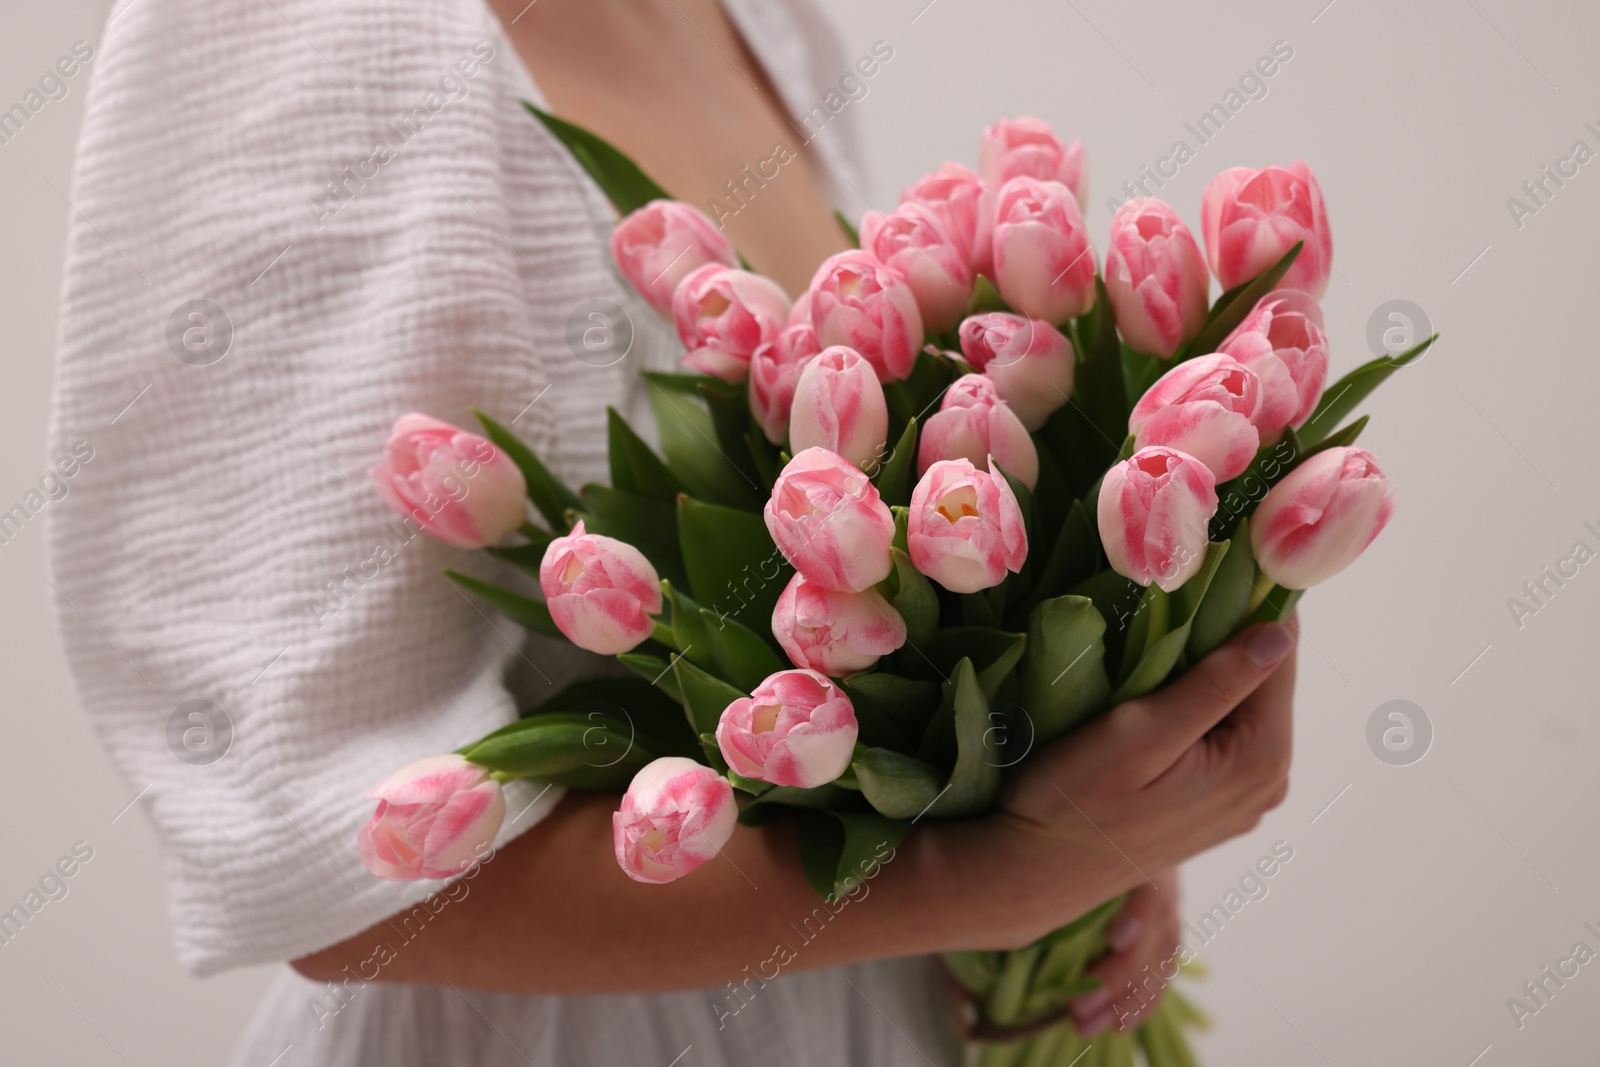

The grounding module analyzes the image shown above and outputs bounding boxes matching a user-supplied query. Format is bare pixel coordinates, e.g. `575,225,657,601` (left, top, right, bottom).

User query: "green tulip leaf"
1298,334,1434,446
1019,595,1112,743
443,569,562,639
524,102,671,216
471,407,581,533
1181,241,1303,361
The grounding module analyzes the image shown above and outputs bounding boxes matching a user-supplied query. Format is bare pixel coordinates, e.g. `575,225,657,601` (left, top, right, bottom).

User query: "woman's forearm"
293,792,984,995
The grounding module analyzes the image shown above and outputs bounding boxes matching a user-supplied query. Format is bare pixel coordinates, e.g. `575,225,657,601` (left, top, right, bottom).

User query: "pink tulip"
672,263,791,383
358,754,505,881
907,458,1027,594
917,375,1039,490
748,323,822,445
902,162,995,277
958,312,1075,431
611,200,738,316
371,414,528,550
979,117,1087,210
1129,354,1262,482
715,669,859,788
993,177,1097,326
859,201,975,333
1201,161,1332,298
787,348,890,474
806,250,924,382
539,519,663,655
1251,447,1396,590
773,574,907,675
1103,198,1210,358
613,757,737,885
1098,447,1219,592
764,448,895,594
1217,290,1329,438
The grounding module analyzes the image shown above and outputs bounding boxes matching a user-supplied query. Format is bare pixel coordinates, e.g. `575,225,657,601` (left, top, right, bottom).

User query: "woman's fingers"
1068,875,1183,1037
1109,622,1298,783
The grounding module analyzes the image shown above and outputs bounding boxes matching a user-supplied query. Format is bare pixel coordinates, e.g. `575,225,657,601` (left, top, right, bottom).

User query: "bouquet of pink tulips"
358,109,1429,1065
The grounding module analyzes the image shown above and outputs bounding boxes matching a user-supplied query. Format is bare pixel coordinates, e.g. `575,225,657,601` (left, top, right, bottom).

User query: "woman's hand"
294,620,1295,994
928,619,1297,951
1068,871,1183,1037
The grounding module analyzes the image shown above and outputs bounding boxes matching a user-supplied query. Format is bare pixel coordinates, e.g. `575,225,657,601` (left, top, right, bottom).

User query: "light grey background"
4,0,1597,1064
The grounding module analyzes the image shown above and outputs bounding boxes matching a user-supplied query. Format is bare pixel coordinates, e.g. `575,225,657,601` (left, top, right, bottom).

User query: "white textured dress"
47,0,959,1063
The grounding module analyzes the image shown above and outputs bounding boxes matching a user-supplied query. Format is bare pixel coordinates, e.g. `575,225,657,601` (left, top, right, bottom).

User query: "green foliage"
524,103,670,215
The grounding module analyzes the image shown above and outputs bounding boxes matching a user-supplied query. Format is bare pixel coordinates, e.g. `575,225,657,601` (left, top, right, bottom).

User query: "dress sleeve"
46,0,673,975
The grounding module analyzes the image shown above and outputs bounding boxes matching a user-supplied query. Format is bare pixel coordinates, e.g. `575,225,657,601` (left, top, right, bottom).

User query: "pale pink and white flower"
901,162,995,277
979,117,1087,210
672,263,791,383
1251,446,1396,590
613,757,737,884
358,754,505,881
773,574,907,675
859,201,974,333
787,348,890,474
958,312,1074,431
1098,447,1219,592
539,520,663,655
806,250,924,382
992,177,1097,326
1129,354,1263,482
917,375,1038,490
1217,290,1329,438
716,669,859,789
1201,161,1332,298
1103,198,1210,358
764,448,895,594
371,414,527,550
748,322,822,445
611,200,738,316
907,458,1028,594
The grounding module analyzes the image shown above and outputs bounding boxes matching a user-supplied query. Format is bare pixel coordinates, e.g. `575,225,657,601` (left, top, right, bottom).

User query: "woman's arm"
294,623,1297,994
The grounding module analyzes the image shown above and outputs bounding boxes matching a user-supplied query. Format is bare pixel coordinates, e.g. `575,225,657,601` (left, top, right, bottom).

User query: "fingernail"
1070,988,1113,1019
1107,915,1142,953
1079,1007,1116,1037
1245,623,1294,669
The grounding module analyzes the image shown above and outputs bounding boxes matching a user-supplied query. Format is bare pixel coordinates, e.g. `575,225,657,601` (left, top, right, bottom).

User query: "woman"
49,0,1296,1063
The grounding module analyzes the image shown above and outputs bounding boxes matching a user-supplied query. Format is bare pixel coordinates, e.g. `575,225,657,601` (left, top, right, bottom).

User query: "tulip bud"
764,447,895,593
787,348,890,474
958,312,1074,431
901,162,995,278
1201,161,1332,298
358,754,505,881
917,375,1039,490
772,573,907,675
1103,198,1210,358
716,669,859,788
371,414,528,549
672,263,791,383
806,250,924,382
1098,447,1219,592
1129,354,1262,482
748,323,821,445
613,757,737,884
979,117,1087,210
539,520,663,655
611,200,738,316
1217,290,1329,438
993,177,1097,326
859,201,975,333
1251,446,1396,590
907,458,1028,594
